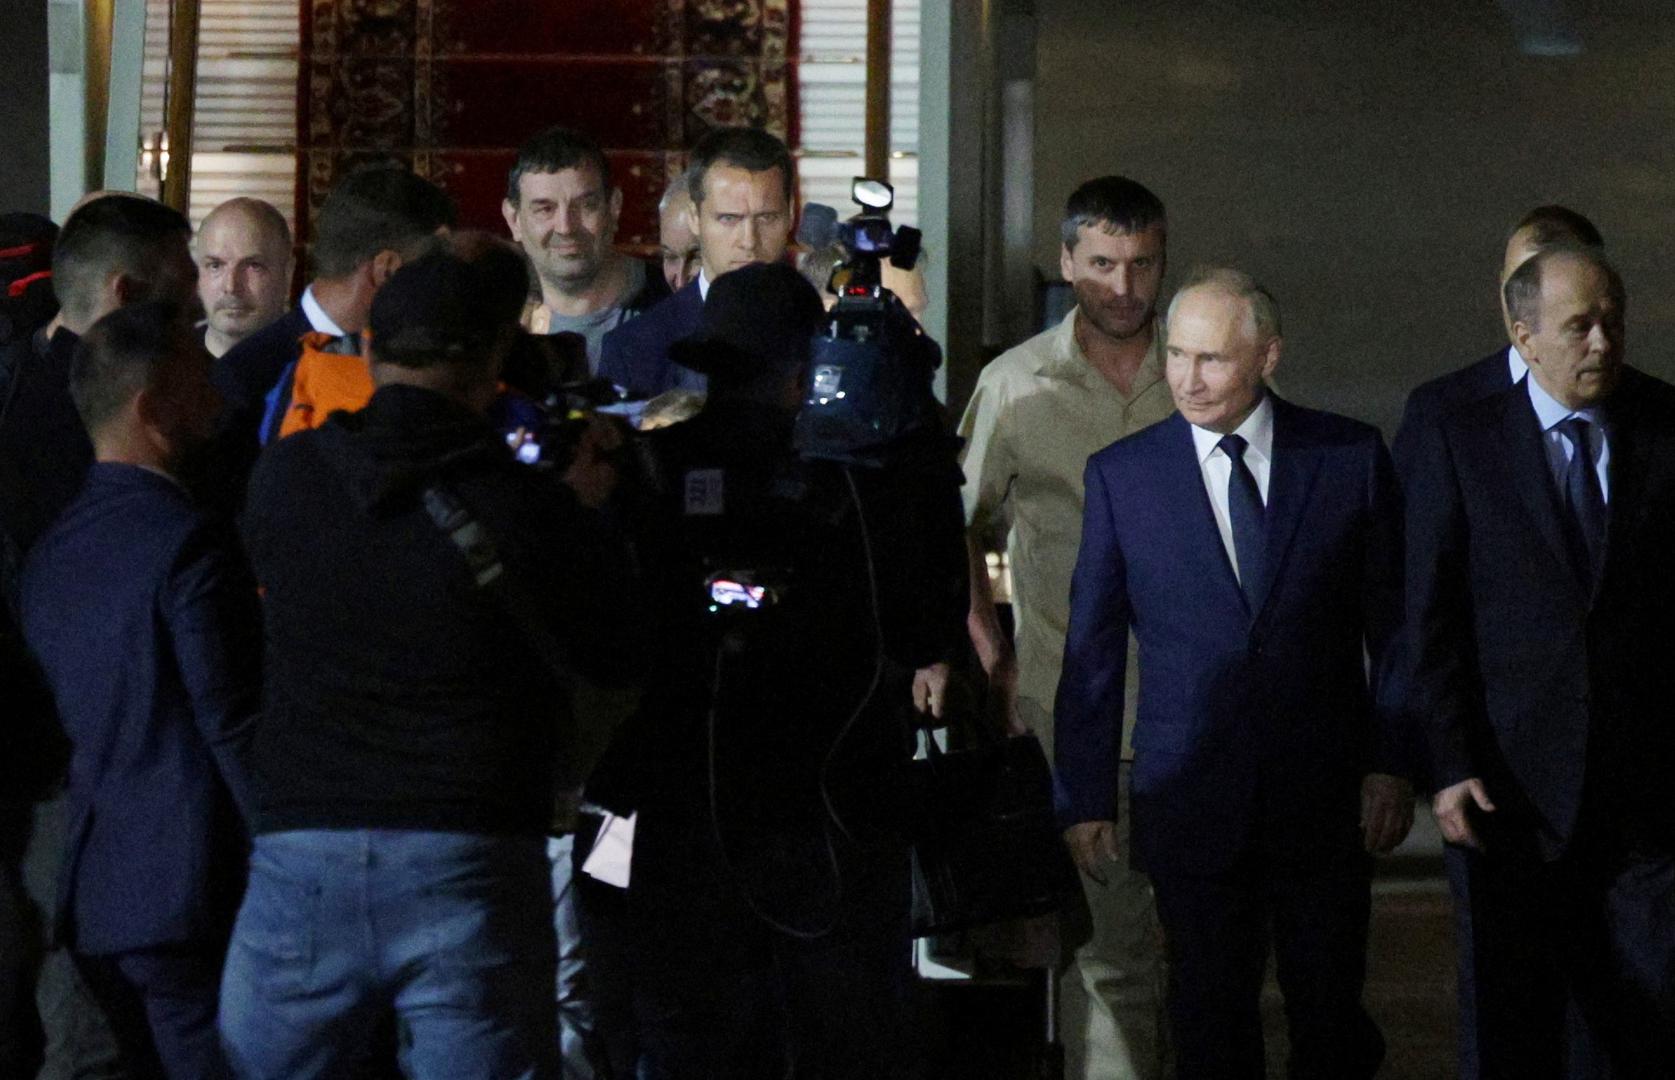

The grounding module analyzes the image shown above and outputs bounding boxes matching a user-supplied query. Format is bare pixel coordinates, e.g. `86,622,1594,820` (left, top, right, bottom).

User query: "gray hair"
1166,266,1282,342
658,171,693,216
1503,245,1623,333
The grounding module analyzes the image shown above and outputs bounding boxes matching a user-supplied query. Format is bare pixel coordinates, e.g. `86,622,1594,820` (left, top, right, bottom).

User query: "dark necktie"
1219,433,1265,606
1556,415,1606,577
323,331,362,356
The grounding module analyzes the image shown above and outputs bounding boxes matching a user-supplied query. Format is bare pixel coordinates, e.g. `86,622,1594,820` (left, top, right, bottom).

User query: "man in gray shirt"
503,126,667,370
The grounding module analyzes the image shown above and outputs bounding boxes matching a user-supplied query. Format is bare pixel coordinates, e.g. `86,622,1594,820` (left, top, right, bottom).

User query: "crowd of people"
0,115,1670,1080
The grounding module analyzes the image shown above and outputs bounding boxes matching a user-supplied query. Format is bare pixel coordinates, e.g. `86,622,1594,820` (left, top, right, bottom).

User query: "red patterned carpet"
296,0,797,245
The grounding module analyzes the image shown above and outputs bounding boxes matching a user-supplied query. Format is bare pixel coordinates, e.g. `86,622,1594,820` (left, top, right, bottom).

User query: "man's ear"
684,198,701,237
1260,336,1283,380
1059,244,1076,284
370,250,403,288
609,186,624,224
1512,321,1536,365
501,198,522,242
109,271,145,309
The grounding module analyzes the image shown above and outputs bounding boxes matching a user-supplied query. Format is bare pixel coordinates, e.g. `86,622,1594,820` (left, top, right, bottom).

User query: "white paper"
580,811,637,889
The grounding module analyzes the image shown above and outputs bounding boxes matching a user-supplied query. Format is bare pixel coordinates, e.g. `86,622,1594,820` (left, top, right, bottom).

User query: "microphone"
796,203,840,249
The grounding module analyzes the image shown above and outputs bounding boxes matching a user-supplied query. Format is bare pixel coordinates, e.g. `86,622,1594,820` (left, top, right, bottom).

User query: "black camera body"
794,180,942,467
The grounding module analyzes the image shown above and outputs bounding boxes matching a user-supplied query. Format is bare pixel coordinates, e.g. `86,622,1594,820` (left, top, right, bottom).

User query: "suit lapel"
1251,398,1322,619
1161,414,1250,615
1497,383,1586,596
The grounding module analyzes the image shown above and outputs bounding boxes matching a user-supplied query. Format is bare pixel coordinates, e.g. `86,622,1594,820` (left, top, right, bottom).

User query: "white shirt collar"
1525,371,1599,433
300,284,347,338
1190,393,1275,466
698,270,712,302
1507,344,1529,384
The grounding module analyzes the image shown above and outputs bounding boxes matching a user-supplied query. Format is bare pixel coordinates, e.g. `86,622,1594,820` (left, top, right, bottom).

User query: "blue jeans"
546,835,597,1079
219,830,556,1080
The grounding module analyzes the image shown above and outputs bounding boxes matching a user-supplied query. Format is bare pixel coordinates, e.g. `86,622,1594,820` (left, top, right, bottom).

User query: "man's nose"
738,217,759,250
1112,264,1132,296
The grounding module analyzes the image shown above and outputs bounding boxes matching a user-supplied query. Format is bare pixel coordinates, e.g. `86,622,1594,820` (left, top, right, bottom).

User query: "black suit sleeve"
1403,416,1481,789
1361,435,1411,778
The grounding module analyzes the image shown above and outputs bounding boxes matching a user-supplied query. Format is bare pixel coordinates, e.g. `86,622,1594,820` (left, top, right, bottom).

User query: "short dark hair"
1510,205,1603,250
1061,176,1167,251
369,235,529,369
311,166,456,280
51,196,190,324
686,127,794,206
1503,246,1623,333
505,126,613,206
69,301,188,434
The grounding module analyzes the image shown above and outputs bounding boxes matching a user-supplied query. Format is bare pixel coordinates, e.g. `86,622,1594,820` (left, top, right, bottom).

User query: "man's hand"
911,663,950,720
1433,777,1495,851
1360,772,1416,854
1064,820,1119,885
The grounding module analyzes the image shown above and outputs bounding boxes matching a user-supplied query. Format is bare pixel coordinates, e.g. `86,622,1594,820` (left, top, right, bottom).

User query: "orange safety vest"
277,332,374,439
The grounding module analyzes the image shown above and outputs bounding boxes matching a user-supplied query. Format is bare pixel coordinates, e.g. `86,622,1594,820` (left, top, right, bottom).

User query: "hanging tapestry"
296,0,798,251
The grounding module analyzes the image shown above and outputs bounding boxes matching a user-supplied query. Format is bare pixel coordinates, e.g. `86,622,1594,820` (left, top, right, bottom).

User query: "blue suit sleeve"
164,526,263,827
1053,457,1130,828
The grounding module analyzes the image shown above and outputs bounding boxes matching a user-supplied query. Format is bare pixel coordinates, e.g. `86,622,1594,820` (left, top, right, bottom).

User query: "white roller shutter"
798,0,920,227
136,0,298,238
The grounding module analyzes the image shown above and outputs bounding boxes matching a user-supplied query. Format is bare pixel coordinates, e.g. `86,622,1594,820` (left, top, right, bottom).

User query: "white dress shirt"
1507,344,1529,384
1189,395,1275,582
299,284,347,337
697,270,712,302
1526,373,1610,503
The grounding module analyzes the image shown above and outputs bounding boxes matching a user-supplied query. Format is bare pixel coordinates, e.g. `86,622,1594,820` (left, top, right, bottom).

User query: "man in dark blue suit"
1408,246,1675,1077
1389,204,1603,1080
211,166,453,453
1056,268,1413,1079
599,126,795,398
21,302,259,1079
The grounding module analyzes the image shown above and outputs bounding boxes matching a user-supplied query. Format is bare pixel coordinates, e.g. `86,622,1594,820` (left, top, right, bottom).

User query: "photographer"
222,242,639,1078
586,263,966,1078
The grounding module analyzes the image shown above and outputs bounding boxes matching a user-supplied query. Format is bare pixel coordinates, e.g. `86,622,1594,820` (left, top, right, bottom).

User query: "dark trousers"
1466,834,1675,1080
1443,843,1481,1080
72,946,227,1080
1149,854,1383,1080
623,806,918,1080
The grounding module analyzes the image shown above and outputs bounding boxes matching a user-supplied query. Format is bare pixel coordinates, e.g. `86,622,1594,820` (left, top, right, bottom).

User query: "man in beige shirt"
959,177,1174,1080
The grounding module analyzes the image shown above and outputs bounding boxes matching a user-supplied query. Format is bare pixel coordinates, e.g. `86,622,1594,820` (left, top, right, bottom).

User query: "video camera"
794,179,943,467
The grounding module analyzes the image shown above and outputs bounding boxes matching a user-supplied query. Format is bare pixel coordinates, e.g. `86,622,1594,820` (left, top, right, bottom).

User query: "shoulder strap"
420,483,574,692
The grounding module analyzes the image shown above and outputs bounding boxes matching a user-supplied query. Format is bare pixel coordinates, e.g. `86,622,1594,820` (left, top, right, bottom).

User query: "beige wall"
1033,0,1675,433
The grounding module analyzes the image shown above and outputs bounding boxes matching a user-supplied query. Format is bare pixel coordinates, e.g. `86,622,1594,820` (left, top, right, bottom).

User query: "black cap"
670,262,825,385
369,247,516,367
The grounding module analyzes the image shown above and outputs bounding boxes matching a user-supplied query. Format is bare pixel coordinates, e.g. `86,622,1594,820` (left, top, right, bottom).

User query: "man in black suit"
1392,205,1602,476
1407,246,1675,1077
598,126,795,398
1388,204,1603,1079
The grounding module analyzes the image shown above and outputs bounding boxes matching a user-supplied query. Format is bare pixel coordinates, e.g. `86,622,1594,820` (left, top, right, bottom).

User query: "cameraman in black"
585,262,966,1078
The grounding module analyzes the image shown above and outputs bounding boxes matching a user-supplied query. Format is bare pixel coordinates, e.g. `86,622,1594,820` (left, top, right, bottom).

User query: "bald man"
657,176,699,295
195,197,294,358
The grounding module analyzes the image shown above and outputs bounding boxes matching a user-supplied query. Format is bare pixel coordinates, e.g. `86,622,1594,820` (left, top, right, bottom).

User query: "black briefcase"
907,730,1080,938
